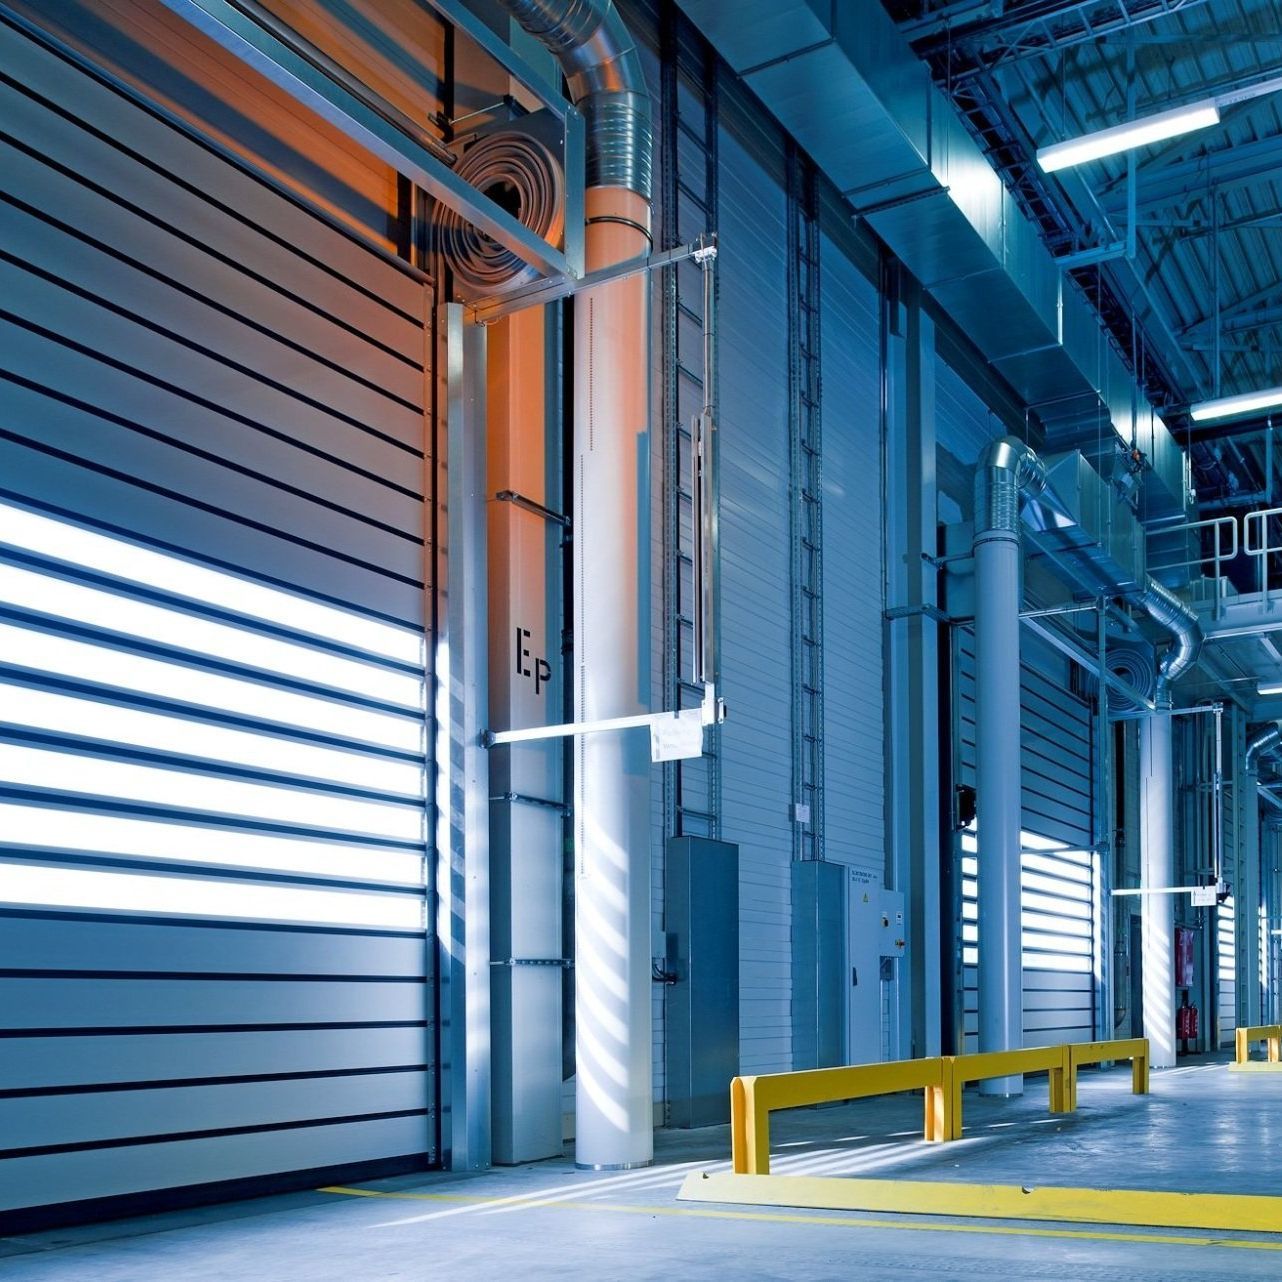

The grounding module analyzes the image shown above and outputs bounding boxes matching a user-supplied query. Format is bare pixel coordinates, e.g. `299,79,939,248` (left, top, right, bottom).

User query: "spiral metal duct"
499,0,652,198
1248,723,1282,777
439,131,565,296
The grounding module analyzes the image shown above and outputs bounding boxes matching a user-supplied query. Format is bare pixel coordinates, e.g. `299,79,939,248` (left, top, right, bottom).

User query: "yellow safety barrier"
729,1038,1151,1173
730,1058,948,1174
939,1047,1072,1142
1065,1038,1150,1110
1234,1024,1282,1065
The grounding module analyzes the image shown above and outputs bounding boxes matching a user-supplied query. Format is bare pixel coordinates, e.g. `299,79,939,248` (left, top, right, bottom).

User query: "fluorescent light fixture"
0,563,423,708
0,860,424,930
1191,386,1282,422
0,502,423,664
0,801,424,884
1260,680,1282,696
0,684,424,796
1038,100,1220,172
0,622,421,751
0,742,424,841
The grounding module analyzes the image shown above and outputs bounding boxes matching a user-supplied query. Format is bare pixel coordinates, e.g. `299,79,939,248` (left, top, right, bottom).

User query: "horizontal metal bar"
490,957,572,967
486,682,725,747
469,236,717,324
155,0,570,279
1112,886,1208,896
1055,241,1126,269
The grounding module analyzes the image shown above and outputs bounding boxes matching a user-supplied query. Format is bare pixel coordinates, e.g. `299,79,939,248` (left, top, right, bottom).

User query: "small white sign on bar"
650,708,705,762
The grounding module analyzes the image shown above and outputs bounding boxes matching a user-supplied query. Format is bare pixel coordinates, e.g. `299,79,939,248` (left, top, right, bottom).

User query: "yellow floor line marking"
680,1172,1282,1237
318,1184,1282,1252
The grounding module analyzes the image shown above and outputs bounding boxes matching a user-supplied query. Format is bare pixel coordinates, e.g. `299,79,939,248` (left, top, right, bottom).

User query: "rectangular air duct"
678,0,1186,516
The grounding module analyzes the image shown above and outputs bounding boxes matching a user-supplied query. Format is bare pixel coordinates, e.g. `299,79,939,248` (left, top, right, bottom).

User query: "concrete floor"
4,1055,1281,1280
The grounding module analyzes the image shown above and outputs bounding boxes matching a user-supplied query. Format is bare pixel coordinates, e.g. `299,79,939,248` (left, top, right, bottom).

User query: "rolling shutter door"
0,9,434,1220
955,629,1100,1052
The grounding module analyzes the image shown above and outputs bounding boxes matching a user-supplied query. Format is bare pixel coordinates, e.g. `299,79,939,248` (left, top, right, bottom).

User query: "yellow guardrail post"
939,1047,1069,1140
729,1058,950,1173
1234,1024,1282,1065
1066,1038,1149,1110
730,1076,770,1175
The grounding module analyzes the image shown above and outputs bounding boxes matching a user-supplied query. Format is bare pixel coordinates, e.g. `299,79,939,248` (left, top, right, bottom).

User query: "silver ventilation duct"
1136,579,1203,699
1247,724,1282,777
973,438,1202,694
974,438,1046,540
499,0,652,198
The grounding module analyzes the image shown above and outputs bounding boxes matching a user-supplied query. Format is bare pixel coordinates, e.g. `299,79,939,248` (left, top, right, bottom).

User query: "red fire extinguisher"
1177,990,1199,1047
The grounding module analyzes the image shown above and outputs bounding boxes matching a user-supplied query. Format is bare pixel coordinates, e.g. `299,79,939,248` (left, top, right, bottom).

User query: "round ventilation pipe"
439,131,565,296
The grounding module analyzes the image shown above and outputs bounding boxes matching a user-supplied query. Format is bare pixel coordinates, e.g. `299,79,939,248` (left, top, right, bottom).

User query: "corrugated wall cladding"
0,6,434,1218
934,356,1001,524
818,223,882,881
714,108,796,1078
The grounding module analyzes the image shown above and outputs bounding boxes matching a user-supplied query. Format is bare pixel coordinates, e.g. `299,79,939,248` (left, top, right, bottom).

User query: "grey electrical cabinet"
665,837,740,1128
792,860,847,1070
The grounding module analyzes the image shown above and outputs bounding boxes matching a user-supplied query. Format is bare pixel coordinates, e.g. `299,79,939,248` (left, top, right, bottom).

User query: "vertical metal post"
437,304,492,1168
974,524,1024,1095
1095,602,1113,1039
1239,714,1263,1027
884,278,941,1058
786,145,825,862
1139,709,1176,1069
692,251,717,689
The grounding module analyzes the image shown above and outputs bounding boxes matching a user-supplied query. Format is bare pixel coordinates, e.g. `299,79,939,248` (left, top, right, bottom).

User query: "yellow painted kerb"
679,1171,1282,1235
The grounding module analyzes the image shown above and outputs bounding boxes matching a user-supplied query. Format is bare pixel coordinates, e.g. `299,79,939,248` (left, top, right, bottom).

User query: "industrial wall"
0,0,436,1221
628,1,887,1103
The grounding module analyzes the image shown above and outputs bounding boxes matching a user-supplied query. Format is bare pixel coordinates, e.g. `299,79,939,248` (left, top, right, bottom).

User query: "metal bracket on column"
495,490,570,528
470,235,717,325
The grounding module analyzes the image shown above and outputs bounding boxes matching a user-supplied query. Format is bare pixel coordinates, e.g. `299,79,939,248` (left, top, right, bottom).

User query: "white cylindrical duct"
572,188,652,1169
1139,710,1176,1068
973,439,1044,1096
974,530,1025,1094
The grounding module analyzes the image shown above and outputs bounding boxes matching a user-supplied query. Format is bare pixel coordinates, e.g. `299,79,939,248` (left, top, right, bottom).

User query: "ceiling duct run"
677,0,1186,515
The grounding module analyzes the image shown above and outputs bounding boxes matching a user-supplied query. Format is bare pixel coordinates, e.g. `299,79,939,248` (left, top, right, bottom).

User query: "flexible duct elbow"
1247,723,1282,777
497,0,651,199
1136,578,1203,698
973,437,1047,544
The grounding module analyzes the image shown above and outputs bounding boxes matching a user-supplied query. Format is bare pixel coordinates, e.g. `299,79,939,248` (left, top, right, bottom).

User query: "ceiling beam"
1102,134,1282,219
902,0,1213,72
1177,282,1282,337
